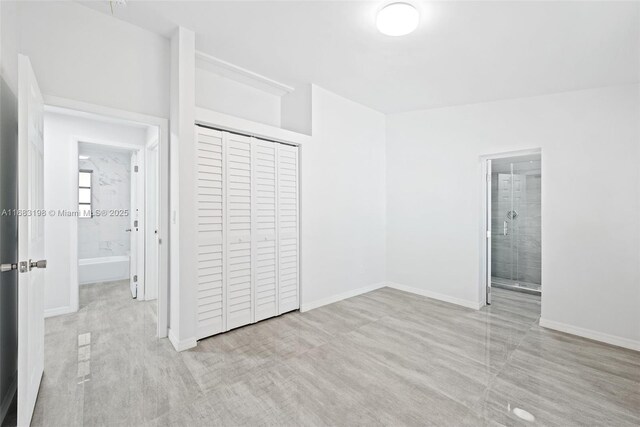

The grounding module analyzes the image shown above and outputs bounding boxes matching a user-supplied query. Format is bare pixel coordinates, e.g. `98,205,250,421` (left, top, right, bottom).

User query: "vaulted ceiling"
81,1,640,113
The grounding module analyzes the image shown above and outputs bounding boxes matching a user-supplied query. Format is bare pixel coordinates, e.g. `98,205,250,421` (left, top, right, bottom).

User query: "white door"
195,126,225,339
486,159,492,305
145,145,159,301
253,138,277,321
17,54,46,427
225,132,253,330
129,152,138,298
277,144,299,314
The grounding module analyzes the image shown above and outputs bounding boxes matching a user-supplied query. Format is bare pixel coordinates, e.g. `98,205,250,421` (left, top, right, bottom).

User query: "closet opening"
194,125,300,340
482,150,541,316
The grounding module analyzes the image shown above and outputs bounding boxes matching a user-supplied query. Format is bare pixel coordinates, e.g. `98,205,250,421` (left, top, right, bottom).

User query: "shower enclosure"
490,155,541,295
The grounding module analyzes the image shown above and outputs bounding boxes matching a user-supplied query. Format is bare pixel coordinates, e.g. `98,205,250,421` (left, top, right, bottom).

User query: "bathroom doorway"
41,104,167,334
482,150,541,305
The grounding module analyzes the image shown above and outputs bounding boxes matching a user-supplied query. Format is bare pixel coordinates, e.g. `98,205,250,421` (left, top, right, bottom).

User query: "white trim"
387,282,483,310
539,318,640,352
44,306,75,318
44,95,167,129
195,50,294,96
195,107,311,146
300,283,386,312
478,147,542,162
144,141,159,302
70,141,80,313
168,328,197,352
43,95,169,339
478,148,542,307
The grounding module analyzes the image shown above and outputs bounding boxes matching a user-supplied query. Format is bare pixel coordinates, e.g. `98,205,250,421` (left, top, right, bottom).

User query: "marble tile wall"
78,147,131,259
491,172,541,285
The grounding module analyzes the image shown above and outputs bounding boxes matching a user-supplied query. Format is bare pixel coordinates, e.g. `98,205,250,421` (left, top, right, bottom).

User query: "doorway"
41,102,168,337
77,142,145,302
42,107,163,324
482,150,542,306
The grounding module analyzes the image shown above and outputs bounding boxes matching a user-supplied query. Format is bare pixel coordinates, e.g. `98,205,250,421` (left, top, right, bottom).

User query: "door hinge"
133,275,138,283
486,230,491,238
134,165,139,173
134,220,138,228
486,173,491,182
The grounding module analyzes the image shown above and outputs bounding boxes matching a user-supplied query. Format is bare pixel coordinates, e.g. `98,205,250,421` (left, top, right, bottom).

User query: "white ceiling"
80,1,639,113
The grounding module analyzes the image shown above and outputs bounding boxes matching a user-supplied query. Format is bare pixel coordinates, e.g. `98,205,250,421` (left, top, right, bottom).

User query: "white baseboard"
44,305,76,318
387,282,482,310
539,318,640,352
168,328,197,352
300,282,387,312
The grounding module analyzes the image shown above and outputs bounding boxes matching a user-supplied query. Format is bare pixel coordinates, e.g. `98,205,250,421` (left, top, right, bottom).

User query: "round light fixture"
376,2,419,36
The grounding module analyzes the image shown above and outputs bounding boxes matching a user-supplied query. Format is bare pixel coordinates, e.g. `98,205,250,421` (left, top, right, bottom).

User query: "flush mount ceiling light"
376,2,419,36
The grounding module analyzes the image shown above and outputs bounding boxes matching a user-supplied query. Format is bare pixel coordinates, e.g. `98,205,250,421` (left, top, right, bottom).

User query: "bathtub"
78,255,130,285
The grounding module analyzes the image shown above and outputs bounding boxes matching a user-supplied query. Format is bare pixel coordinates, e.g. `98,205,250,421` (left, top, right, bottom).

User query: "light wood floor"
32,282,640,426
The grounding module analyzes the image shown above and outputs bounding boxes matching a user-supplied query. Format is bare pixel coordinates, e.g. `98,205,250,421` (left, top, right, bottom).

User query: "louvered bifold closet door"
277,144,300,314
225,132,254,330
195,126,225,339
253,139,278,321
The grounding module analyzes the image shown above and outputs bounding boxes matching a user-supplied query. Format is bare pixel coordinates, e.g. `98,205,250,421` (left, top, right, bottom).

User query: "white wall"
301,85,387,308
195,68,281,127
14,1,170,118
169,27,198,350
43,112,147,316
0,0,17,94
386,84,640,347
281,84,312,135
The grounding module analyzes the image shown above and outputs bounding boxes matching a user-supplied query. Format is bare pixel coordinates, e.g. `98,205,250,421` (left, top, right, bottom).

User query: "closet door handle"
503,221,508,236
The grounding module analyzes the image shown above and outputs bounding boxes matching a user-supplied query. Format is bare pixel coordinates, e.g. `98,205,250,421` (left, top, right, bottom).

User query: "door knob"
0,263,17,272
29,259,47,270
125,228,132,232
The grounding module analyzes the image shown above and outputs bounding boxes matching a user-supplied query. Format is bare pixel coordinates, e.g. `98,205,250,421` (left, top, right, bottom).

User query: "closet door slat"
196,126,225,339
225,132,254,330
277,144,299,314
253,139,278,321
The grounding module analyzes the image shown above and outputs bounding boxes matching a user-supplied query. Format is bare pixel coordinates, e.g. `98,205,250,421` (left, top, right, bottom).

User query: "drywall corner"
281,84,312,135
169,26,198,348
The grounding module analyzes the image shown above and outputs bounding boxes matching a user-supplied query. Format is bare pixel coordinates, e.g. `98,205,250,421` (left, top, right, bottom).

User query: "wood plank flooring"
32,281,640,426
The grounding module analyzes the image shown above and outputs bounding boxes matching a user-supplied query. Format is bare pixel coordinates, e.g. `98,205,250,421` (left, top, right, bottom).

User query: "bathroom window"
78,170,93,218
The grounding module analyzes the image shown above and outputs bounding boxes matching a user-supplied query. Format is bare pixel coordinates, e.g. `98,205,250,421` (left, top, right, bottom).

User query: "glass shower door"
491,158,541,294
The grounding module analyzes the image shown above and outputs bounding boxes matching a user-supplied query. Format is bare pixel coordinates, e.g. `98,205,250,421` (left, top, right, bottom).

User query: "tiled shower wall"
491,173,541,285
78,148,131,259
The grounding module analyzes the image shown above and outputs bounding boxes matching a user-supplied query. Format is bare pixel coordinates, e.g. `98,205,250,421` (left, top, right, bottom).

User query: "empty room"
0,1,638,426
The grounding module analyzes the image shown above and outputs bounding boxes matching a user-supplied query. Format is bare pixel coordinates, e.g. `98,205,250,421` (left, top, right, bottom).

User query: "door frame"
44,95,169,339
478,148,541,308
144,139,160,302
